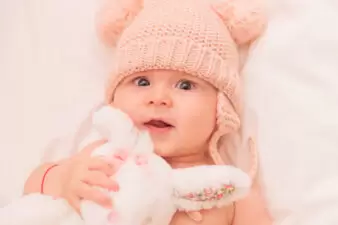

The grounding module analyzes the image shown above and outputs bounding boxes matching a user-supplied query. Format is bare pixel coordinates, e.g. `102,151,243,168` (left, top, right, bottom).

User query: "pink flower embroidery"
204,188,213,196
176,183,236,202
217,193,224,200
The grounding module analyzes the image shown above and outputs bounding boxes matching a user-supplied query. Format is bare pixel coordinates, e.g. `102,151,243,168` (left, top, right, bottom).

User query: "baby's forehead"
131,69,208,83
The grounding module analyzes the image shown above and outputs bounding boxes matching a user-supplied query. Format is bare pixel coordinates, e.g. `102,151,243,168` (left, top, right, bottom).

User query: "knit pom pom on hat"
96,0,266,47
211,0,267,45
96,0,143,47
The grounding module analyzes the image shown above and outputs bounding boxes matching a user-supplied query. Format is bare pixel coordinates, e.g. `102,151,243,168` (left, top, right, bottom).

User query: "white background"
0,0,112,205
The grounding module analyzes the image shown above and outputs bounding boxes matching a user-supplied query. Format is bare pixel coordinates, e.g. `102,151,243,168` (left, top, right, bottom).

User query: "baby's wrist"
41,161,65,198
41,164,59,194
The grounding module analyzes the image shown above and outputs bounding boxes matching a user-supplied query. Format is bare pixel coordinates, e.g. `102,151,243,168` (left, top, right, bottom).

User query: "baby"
24,0,271,224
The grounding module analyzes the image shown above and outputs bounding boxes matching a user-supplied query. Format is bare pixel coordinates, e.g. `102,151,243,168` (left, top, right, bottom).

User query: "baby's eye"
176,80,195,90
134,77,150,86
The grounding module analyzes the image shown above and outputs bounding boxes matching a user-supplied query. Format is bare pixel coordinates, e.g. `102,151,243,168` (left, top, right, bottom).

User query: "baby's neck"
164,153,213,169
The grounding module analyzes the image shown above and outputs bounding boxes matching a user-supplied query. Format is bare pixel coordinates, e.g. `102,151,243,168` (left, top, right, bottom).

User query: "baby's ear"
172,165,251,211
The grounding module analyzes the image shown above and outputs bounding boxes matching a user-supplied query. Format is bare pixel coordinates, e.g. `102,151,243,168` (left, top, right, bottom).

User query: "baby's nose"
146,88,173,107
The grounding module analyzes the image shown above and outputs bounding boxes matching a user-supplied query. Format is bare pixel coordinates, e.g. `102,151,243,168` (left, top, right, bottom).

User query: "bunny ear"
133,131,154,154
211,0,267,45
96,0,143,47
92,105,136,142
172,165,251,211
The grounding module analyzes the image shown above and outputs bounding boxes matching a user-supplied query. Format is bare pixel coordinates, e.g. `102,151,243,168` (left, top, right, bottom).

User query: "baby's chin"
153,146,212,168
152,144,185,161
153,146,176,158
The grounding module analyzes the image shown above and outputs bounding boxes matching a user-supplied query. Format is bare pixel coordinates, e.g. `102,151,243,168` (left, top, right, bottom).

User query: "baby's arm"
23,160,65,197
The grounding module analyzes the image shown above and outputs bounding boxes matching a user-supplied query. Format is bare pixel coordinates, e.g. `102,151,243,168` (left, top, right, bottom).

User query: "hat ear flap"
211,0,267,45
96,0,143,47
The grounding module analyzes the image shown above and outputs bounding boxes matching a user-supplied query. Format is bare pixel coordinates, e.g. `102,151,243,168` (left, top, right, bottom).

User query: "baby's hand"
43,140,121,213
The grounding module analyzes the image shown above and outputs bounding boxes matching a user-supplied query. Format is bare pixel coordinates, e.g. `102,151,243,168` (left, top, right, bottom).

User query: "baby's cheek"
113,90,140,115
186,118,215,143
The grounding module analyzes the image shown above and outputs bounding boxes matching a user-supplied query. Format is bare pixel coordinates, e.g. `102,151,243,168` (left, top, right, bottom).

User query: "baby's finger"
88,157,116,176
82,170,119,191
77,184,113,208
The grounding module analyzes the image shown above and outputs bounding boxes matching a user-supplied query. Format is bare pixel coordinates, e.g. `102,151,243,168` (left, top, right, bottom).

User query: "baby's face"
112,70,217,160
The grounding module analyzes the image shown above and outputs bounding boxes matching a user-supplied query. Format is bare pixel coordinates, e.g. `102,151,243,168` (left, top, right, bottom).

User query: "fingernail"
110,183,119,192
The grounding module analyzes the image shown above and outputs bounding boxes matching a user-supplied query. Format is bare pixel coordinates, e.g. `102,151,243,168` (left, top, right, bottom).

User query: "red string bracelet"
40,164,59,194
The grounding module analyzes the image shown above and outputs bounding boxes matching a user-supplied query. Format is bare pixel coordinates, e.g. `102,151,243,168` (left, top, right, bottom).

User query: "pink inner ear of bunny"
135,154,148,165
96,0,143,47
113,149,129,161
211,0,267,45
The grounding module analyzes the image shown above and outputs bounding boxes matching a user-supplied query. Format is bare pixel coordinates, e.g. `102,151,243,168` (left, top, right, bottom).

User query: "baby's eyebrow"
122,73,147,82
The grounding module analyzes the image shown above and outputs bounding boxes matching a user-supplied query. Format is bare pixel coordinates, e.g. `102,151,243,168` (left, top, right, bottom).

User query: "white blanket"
244,0,338,224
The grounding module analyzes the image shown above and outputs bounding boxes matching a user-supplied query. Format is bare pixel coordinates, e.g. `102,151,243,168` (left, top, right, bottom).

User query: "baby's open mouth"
144,120,173,129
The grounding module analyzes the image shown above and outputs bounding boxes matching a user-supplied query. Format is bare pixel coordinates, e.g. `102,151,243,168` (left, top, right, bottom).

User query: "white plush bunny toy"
0,106,251,225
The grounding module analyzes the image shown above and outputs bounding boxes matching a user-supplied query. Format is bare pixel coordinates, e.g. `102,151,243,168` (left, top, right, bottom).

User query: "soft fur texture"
0,106,251,225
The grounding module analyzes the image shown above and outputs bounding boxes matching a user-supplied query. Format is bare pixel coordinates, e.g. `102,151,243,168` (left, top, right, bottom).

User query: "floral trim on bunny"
174,184,235,202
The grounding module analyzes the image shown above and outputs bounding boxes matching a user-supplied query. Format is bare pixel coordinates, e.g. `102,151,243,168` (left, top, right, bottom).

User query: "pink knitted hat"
96,0,266,178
